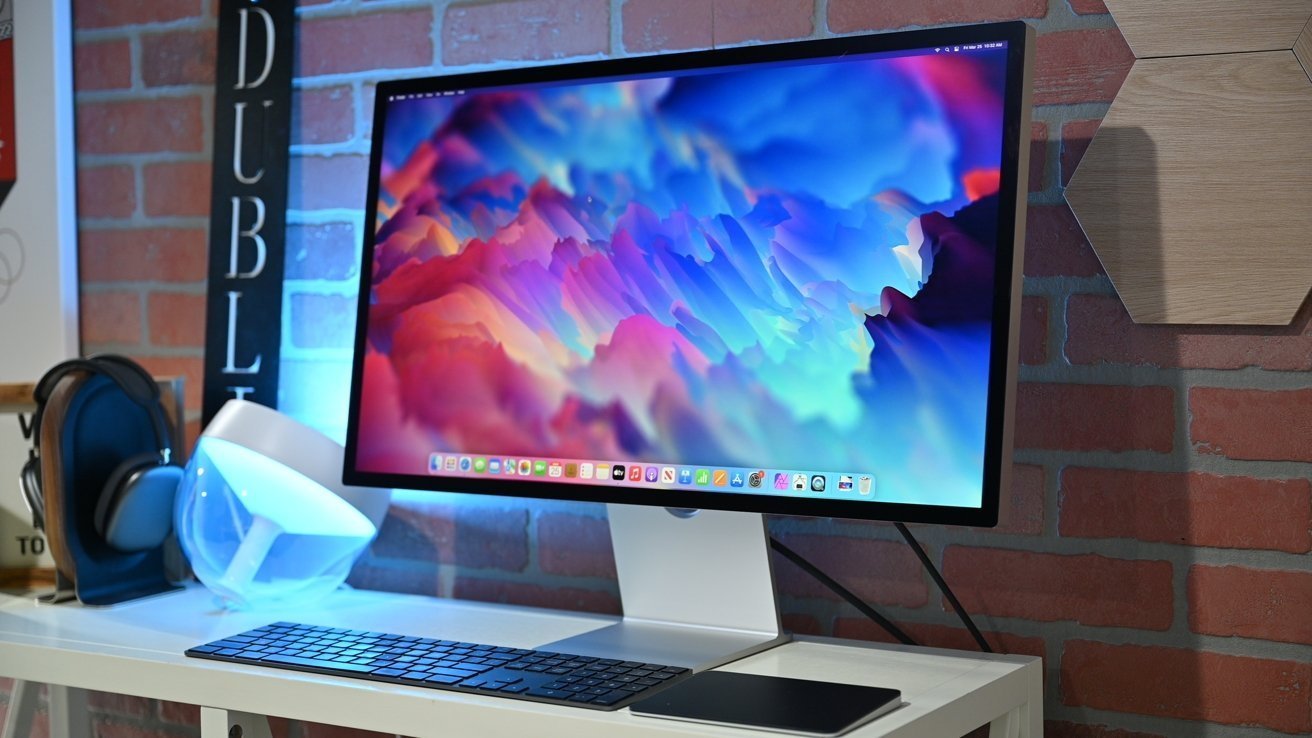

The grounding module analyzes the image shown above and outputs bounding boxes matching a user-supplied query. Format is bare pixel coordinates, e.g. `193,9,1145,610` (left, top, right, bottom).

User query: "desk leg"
200,708,272,738
990,660,1043,738
988,707,1021,738
2,680,38,738
46,686,89,738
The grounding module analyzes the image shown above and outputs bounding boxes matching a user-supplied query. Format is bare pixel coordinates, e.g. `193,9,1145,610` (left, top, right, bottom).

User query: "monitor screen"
345,23,1032,526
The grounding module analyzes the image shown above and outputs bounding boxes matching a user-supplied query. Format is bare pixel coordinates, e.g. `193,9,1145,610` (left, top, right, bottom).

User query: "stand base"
542,620,788,671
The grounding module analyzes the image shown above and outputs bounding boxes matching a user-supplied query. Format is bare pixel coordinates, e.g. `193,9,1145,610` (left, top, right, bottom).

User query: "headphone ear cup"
95,453,183,553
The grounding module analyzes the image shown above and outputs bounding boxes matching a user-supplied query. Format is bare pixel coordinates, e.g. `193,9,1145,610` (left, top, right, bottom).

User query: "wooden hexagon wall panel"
1105,0,1312,57
1297,18,1312,74
1066,4,1312,324
1066,52,1312,324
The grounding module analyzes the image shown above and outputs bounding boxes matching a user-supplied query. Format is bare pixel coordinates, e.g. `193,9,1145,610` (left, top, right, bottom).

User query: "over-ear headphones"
19,354,182,553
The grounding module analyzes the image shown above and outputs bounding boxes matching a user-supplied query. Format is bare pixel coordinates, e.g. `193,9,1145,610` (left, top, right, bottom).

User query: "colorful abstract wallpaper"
353,46,1013,509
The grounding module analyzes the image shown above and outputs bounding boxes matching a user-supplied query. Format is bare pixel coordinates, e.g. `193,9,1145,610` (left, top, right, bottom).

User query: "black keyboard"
186,621,691,711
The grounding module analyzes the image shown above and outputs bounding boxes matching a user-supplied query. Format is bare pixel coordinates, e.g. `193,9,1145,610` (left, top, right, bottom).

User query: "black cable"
893,523,993,653
768,536,918,647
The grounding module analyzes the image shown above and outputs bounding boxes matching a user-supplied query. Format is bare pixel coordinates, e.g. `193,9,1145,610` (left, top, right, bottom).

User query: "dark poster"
202,0,295,423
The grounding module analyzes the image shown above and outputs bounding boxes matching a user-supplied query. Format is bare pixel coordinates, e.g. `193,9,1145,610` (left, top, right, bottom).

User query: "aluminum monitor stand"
540,503,788,671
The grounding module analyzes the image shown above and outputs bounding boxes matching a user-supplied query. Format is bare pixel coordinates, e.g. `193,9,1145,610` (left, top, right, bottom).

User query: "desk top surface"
0,586,1039,738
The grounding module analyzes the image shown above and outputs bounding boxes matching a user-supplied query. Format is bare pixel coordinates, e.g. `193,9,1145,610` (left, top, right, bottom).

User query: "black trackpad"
631,671,902,736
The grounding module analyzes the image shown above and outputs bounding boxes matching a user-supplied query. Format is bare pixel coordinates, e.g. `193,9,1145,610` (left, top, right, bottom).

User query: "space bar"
261,654,378,673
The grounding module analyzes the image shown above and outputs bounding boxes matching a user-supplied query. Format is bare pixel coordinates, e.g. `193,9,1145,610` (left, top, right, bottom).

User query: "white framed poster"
0,0,79,568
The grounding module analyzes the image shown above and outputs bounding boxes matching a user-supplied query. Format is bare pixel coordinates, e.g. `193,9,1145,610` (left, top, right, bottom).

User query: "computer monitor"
345,22,1034,668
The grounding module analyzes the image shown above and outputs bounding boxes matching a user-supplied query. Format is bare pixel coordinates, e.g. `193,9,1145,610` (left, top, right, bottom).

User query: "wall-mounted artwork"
1065,2,1312,325
0,0,79,568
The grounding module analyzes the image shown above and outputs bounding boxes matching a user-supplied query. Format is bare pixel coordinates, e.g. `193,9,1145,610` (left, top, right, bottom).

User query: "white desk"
0,587,1041,738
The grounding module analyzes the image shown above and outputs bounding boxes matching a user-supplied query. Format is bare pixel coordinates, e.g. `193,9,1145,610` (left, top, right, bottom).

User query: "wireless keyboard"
186,621,691,710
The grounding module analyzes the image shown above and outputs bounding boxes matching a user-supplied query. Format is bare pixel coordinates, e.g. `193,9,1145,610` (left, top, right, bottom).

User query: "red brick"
80,291,143,345
993,463,1044,536
77,165,136,219
453,578,621,615
147,292,207,348
1029,121,1047,193
1066,294,1312,371
537,512,616,578
455,506,530,571
289,155,369,211
1067,0,1110,14
345,560,442,598
1044,722,1165,738
1191,388,1312,462
290,293,355,349
158,701,198,726
134,356,204,412
86,691,152,718
141,29,216,87
623,0,711,52
300,10,433,76
829,0,1046,32
1061,119,1100,186
621,0,811,52
943,547,1173,629
444,0,607,66
143,161,212,218
372,497,458,563
773,533,928,609
73,0,202,29
710,0,814,45
97,726,201,738
287,223,359,281
300,722,393,738
79,228,208,283
183,419,201,456
1015,383,1174,453
1023,203,1105,278
1060,468,1312,554
836,619,1046,660
1189,566,1312,645
782,613,824,636
1034,29,1134,106
1019,295,1047,365
293,86,355,146
77,97,205,155
74,40,131,91
1061,640,1312,733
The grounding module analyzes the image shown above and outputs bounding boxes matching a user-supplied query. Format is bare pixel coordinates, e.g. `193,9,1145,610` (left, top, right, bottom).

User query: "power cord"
769,526,995,654
767,536,917,646
893,523,992,653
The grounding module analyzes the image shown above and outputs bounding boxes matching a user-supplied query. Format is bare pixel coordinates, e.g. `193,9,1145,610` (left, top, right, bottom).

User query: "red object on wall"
0,7,16,207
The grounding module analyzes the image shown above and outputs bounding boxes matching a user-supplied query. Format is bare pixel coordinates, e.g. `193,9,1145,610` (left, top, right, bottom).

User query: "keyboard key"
371,668,407,677
423,673,462,685
568,693,595,703
262,654,377,673
499,684,530,694
527,688,573,700
590,691,630,706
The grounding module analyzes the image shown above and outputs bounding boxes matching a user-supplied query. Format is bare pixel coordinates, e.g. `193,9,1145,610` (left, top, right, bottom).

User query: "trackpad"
630,671,903,736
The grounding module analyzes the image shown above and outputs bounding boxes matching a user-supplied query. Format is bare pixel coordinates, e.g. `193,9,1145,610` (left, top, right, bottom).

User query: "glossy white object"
174,401,384,609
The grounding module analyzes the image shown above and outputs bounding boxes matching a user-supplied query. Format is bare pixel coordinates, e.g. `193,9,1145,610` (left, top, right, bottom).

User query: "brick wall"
2,1,1307,737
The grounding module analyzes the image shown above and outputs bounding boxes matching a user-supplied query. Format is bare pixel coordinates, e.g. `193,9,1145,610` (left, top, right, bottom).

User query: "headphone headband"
29,354,173,463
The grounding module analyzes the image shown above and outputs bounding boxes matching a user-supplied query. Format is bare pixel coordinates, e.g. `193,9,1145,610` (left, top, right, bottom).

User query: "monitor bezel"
344,21,1032,528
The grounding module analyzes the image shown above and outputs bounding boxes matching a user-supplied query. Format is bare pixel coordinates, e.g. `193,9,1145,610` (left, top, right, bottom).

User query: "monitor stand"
539,503,787,671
